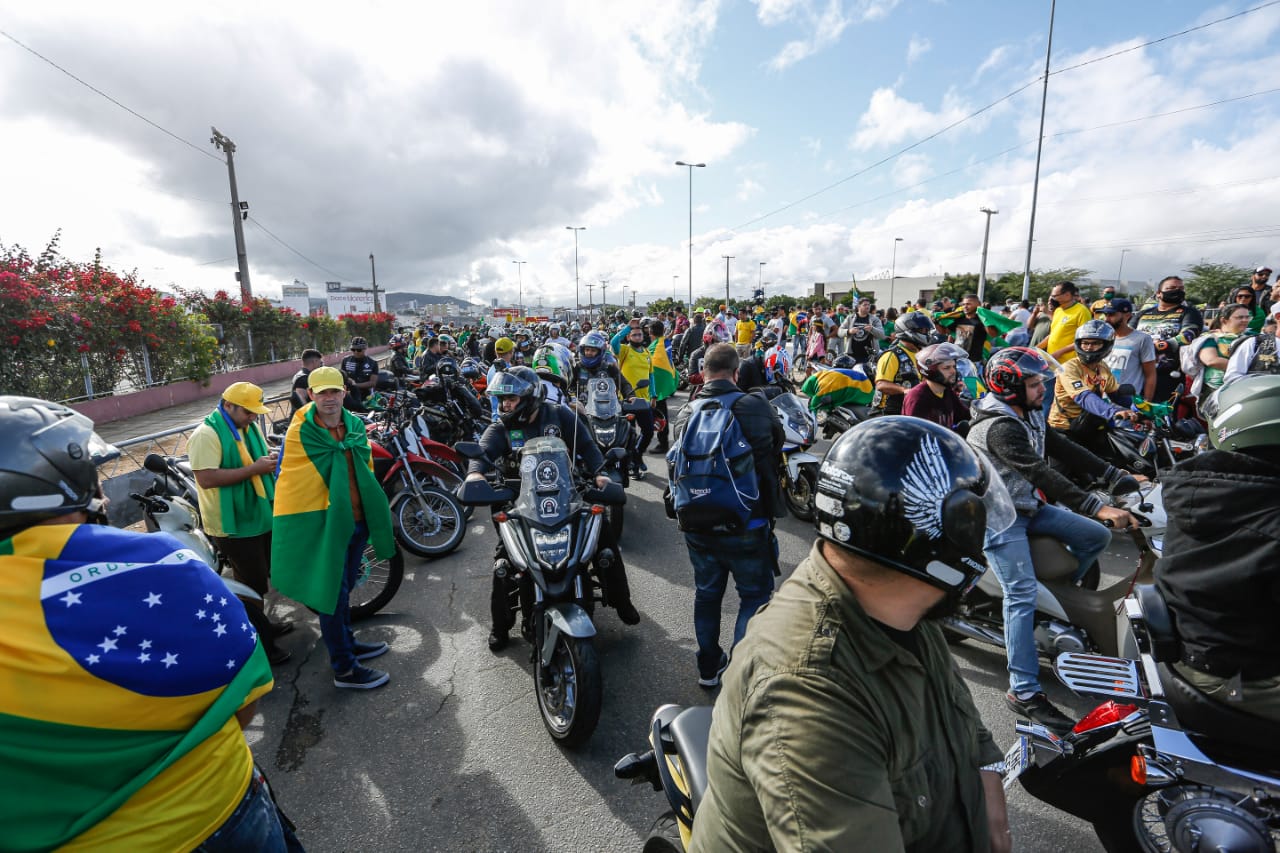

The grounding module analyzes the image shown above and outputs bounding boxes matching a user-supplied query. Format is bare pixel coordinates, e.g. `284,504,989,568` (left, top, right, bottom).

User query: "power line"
245,216,358,282
0,29,223,164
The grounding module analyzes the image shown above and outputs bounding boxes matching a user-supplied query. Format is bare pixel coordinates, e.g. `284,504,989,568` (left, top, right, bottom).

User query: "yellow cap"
222,381,270,414
495,337,515,354
307,366,346,393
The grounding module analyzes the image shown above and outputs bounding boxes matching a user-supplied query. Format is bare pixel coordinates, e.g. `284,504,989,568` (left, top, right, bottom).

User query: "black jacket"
472,401,604,479
1155,450,1280,679
679,322,706,361
674,378,785,521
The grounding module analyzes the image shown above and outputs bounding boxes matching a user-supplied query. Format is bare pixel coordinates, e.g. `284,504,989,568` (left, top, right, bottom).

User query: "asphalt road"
249,393,1131,852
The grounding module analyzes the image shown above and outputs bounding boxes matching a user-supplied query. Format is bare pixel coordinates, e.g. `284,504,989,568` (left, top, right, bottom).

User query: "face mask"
1162,290,1185,305
1103,293,1114,302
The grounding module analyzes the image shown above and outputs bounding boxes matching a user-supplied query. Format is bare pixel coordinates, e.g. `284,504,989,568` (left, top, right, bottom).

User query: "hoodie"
1155,450,1280,679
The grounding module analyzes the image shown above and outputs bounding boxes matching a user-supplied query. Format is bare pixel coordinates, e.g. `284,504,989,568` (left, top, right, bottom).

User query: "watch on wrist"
980,761,1006,777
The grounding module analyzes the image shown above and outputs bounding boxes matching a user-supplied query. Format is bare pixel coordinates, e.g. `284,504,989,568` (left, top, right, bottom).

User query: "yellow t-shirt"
1043,301,1094,363
735,318,757,345
874,348,918,409
1049,358,1119,430
187,423,228,538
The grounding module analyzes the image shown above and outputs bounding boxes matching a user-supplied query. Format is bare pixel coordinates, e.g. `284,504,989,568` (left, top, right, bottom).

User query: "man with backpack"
667,343,784,688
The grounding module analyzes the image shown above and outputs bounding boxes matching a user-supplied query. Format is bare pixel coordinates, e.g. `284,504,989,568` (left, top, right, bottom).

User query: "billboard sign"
326,291,375,317
281,284,310,316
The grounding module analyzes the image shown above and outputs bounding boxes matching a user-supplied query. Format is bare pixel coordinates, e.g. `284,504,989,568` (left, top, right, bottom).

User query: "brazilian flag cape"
649,335,677,402
270,403,395,615
0,524,272,852
935,306,1023,359
204,404,275,537
801,365,874,411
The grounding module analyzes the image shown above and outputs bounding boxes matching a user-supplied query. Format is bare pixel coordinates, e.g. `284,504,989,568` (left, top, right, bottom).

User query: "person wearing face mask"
1097,298,1156,401
1089,285,1118,314
1134,276,1204,402
1036,281,1095,414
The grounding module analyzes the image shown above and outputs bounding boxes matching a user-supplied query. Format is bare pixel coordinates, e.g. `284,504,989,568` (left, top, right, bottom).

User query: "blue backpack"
666,391,760,532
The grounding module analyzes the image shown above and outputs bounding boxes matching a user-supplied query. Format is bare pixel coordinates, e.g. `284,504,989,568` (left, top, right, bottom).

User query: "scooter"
1005,585,1280,853
771,392,821,521
455,436,626,747
615,704,713,853
941,489,1158,660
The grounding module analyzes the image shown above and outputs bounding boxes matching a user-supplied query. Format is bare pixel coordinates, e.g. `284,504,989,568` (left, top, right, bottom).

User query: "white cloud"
761,0,899,71
891,153,932,187
906,35,932,64
850,88,976,150
736,178,765,201
753,0,806,26
972,45,1011,82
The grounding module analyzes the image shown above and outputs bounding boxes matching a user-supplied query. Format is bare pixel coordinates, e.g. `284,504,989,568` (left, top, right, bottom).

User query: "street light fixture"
722,255,734,309
977,208,999,301
1116,249,1130,290
512,260,526,317
890,238,903,308
566,226,585,313
676,161,706,306
758,261,767,295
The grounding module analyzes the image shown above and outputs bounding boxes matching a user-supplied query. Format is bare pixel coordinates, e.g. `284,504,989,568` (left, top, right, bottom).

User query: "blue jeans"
685,526,778,678
984,505,1112,696
317,522,369,675
1041,375,1056,416
195,766,305,852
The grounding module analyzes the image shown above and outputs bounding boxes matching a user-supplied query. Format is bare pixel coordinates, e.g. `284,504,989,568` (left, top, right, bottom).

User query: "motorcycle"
771,392,821,521
142,454,403,621
455,436,626,747
369,426,467,559
815,402,875,440
1006,584,1280,852
942,485,1158,660
615,704,713,852
579,375,638,540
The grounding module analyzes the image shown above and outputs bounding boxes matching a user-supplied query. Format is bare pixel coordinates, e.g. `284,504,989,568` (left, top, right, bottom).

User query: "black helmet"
893,312,933,348
916,342,969,386
488,366,543,426
435,356,459,378
614,310,627,322
832,355,857,369
760,332,778,348
460,359,482,380
1073,319,1115,365
349,336,369,350
814,417,1013,595
0,397,120,536
984,346,1059,407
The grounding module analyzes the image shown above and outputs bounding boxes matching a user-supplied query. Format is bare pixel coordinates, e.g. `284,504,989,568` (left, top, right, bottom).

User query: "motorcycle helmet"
438,334,457,353
832,354,857,370
893,312,934,348
614,310,627,323
0,396,121,537
984,346,1061,408
1073,320,1115,365
460,359,482,380
578,331,609,370
388,334,407,350
759,332,778,349
349,336,369,350
916,342,969,387
814,416,1014,595
1208,375,1280,454
531,345,567,387
435,356,459,379
702,331,716,345
487,366,544,426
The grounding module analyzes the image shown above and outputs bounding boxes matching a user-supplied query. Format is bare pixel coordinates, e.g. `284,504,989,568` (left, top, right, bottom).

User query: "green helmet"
531,345,565,385
1209,375,1280,452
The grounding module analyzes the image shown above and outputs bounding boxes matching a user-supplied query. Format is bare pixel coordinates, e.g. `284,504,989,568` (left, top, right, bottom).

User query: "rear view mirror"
456,478,515,507
454,441,485,460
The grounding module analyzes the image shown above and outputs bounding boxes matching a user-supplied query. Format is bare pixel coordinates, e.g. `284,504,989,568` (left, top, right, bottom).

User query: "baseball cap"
222,382,270,414
1255,266,1272,274
307,366,346,393
1100,297,1134,314
494,337,515,355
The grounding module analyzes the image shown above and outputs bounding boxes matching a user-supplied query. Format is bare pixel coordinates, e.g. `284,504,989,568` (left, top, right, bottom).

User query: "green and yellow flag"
801,365,874,411
649,336,677,402
270,403,395,614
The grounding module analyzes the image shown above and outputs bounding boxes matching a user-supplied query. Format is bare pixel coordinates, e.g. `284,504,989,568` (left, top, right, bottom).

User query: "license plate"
1002,736,1031,790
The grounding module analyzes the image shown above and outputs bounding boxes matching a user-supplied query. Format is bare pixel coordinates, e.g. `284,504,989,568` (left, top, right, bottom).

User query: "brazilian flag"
649,336,677,402
801,364,874,411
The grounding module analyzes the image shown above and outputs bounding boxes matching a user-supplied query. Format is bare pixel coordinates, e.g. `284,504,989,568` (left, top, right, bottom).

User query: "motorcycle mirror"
455,478,514,507
634,379,651,389
454,441,485,460
143,453,171,475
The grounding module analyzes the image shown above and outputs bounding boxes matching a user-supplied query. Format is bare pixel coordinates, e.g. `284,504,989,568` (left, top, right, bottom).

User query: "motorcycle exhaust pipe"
942,617,1006,647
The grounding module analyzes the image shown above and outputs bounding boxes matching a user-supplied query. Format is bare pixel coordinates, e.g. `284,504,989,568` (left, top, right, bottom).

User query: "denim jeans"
685,526,778,678
317,522,370,675
984,505,1112,696
195,766,305,852
1041,375,1057,416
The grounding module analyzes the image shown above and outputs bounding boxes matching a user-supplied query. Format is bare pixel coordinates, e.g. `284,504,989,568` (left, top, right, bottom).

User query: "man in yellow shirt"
735,313,757,346
1038,280,1094,414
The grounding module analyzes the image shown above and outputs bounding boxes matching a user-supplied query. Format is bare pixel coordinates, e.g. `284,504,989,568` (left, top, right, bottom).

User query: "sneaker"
698,653,730,689
353,640,388,661
488,630,509,652
334,664,390,690
1005,691,1075,734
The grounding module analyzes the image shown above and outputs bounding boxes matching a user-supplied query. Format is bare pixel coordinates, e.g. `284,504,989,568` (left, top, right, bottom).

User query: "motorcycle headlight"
532,527,572,567
596,427,616,443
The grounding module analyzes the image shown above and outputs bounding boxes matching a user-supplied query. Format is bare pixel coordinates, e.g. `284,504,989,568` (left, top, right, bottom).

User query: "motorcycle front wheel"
391,486,466,558
535,634,603,748
350,542,404,622
783,464,817,521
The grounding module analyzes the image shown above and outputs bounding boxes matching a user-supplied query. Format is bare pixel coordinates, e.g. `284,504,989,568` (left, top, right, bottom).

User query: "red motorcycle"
369,427,467,559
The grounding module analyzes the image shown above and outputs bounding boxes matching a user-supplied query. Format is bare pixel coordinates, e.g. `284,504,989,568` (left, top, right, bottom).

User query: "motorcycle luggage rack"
1054,652,1144,701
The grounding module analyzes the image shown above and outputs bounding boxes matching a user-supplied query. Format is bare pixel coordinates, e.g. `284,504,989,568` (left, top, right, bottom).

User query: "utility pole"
368,253,382,313
210,127,252,302
600,280,608,311
722,255,734,309
1021,0,1057,301
977,208,998,302
513,260,526,317
566,226,585,314
586,283,595,312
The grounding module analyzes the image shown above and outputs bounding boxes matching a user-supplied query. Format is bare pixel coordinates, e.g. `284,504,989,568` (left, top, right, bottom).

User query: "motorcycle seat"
1028,536,1078,583
1157,663,1280,776
669,706,714,816
1133,584,1179,663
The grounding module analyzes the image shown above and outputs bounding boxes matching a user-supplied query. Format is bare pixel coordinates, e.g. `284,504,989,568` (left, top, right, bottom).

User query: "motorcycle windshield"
513,437,579,527
773,392,808,421
585,377,621,420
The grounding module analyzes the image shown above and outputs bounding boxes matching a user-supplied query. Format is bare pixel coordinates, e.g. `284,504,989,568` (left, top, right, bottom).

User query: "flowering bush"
339,312,396,344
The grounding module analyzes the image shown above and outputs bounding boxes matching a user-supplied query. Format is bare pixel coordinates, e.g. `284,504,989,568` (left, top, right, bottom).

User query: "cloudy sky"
2,0,1278,310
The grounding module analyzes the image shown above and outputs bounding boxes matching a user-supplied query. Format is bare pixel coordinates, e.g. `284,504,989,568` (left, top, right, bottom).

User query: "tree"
646,297,681,316
1184,262,1250,309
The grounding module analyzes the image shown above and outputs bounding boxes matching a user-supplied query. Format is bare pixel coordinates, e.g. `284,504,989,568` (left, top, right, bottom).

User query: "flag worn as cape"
649,336,677,401
0,524,272,852
977,306,1023,336
204,404,275,538
801,365,874,411
270,403,395,614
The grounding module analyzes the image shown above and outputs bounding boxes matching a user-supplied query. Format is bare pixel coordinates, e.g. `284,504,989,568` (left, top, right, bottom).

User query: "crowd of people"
2,264,1277,851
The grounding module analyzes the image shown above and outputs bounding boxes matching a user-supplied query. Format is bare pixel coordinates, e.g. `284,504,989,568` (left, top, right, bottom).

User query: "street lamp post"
586,283,595,313
758,261,767,297
621,285,629,312
1116,249,1130,291
512,260,526,317
977,208,999,301
675,161,706,307
672,275,679,299
566,226,585,314
600,280,608,312
1021,0,1058,301
722,255,734,309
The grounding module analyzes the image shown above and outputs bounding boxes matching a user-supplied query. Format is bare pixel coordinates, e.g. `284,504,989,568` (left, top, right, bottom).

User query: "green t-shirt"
1197,332,1238,390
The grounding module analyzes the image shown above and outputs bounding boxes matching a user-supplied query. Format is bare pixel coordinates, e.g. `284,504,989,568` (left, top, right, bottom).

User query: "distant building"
813,276,943,308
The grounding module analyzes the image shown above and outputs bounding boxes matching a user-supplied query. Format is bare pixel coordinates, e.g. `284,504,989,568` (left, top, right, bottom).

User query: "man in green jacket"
691,416,1014,853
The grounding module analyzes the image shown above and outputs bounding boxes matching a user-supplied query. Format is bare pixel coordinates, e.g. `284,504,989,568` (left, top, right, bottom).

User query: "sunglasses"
1236,295,1253,300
